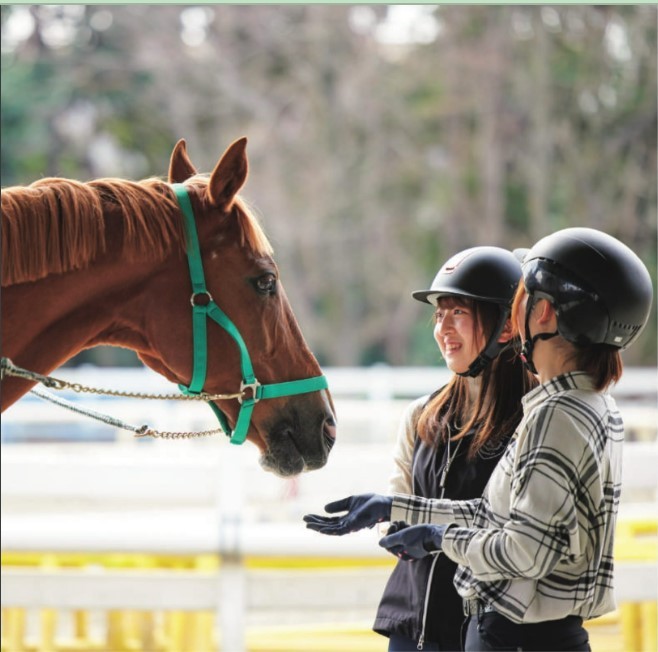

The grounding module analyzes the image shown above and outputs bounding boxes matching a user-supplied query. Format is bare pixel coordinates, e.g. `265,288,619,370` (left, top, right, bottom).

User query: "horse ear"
168,139,197,183
206,137,248,209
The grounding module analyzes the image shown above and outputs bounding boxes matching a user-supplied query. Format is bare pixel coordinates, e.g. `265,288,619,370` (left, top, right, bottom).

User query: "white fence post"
218,444,245,652
368,363,394,440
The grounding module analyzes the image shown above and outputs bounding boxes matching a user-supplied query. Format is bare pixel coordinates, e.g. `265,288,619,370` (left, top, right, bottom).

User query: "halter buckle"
239,380,261,404
190,291,213,307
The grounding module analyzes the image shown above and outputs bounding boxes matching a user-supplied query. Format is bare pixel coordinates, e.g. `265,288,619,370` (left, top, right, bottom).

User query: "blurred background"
2,4,656,366
1,5,657,652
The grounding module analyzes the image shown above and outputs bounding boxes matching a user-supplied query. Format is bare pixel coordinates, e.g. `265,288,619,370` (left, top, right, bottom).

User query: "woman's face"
433,297,485,374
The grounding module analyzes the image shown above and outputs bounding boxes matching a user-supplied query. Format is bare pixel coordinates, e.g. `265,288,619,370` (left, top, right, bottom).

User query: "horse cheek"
138,276,195,386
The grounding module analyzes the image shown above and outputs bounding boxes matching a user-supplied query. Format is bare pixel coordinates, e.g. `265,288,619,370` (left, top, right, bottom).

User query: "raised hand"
379,523,450,560
303,493,393,535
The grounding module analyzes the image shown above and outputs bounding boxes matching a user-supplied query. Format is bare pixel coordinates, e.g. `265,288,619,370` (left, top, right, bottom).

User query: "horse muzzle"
258,401,336,478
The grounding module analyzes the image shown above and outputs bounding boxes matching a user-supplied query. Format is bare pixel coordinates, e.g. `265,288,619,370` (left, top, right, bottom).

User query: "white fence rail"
2,442,657,550
3,364,656,402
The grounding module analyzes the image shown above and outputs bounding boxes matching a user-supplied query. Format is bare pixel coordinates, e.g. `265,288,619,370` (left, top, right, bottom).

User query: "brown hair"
417,296,537,457
511,281,623,391
571,345,623,391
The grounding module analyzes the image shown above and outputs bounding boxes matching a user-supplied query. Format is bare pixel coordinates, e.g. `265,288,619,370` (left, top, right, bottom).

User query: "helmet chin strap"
457,307,510,378
520,296,558,375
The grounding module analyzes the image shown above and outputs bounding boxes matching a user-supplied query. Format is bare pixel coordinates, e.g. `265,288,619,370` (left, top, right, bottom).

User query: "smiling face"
433,296,486,374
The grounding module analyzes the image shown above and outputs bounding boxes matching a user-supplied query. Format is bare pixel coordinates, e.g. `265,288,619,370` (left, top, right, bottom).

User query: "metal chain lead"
1,358,242,401
134,427,225,439
2,358,232,439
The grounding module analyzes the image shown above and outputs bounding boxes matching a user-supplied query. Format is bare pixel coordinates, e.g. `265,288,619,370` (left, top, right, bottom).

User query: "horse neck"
2,180,185,376
2,254,164,381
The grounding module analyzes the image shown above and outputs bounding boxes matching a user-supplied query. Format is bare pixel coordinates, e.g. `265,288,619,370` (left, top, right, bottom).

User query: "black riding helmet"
412,246,523,377
518,227,653,372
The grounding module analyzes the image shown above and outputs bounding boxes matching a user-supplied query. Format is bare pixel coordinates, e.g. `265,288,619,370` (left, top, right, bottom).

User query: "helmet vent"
612,321,637,331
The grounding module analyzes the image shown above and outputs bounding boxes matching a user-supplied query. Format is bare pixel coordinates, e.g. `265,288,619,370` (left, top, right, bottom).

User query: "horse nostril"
323,416,336,451
323,414,336,437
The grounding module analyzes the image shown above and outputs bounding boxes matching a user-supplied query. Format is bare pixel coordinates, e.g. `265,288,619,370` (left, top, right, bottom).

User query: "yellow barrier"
1,514,656,652
0,610,638,652
614,516,658,652
1,552,220,652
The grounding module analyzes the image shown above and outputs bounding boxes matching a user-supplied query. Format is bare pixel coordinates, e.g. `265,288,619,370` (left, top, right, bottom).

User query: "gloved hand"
379,523,450,561
303,493,393,535
385,521,409,536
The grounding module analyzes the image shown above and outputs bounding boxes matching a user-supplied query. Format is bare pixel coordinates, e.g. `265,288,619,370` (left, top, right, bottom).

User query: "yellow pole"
39,609,57,652
640,601,657,652
73,610,92,649
621,603,641,652
164,612,184,652
4,609,27,652
39,553,59,652
107,610,129,652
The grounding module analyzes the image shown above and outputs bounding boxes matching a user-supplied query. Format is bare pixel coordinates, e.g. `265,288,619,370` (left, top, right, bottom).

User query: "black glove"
303,493,393,535
386,521,409,535
379,523,449,560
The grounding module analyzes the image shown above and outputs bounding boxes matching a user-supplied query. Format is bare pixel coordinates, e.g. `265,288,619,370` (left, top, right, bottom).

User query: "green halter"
172,184,328,445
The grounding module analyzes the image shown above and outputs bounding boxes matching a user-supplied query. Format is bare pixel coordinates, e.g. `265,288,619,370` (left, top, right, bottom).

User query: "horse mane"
1,175,272,287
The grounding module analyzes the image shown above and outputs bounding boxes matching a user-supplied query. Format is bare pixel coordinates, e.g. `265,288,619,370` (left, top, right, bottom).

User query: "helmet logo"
442,249,474,274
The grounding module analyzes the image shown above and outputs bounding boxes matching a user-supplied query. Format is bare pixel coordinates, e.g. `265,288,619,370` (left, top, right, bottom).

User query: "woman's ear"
534,298,557,327
497,318,514,344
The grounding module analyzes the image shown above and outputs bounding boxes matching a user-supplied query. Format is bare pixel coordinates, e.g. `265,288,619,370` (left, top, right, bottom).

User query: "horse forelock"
1,175,272,286
184,175,273,258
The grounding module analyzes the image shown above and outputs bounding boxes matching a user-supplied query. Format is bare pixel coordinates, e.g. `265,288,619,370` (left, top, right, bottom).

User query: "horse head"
1,137,335,476
137,137,336,476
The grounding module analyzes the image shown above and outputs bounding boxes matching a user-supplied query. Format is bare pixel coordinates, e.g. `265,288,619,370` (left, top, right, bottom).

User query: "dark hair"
570,344,623,391
417,296,537,457
511,280,623,391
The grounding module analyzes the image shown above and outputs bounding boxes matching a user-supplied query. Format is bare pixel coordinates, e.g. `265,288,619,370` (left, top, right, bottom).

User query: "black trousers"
464,611,591,651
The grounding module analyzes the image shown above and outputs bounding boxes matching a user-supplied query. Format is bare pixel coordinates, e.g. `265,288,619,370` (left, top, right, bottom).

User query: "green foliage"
505,180,530,234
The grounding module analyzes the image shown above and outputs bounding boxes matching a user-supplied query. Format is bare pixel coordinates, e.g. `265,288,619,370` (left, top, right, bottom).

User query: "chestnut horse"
1,137,336,476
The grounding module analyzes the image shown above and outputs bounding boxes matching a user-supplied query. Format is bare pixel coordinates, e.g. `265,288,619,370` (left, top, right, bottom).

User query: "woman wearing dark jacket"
306,246,537,651
373,372,522,650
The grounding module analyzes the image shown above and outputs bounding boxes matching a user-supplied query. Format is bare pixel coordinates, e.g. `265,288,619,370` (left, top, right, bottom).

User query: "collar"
521,371,596,414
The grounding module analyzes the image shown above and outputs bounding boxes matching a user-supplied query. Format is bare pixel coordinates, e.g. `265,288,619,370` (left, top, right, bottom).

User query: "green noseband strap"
172,183,328,445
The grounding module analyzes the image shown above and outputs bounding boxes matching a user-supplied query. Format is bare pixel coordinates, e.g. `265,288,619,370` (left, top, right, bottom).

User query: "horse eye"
254,273,277,295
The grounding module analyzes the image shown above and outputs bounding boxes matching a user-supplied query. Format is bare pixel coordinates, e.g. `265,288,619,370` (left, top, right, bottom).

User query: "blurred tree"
1,5,655,367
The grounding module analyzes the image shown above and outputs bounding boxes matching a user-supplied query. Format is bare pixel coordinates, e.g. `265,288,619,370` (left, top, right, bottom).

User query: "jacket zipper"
418,552,440,650
417,437,463,651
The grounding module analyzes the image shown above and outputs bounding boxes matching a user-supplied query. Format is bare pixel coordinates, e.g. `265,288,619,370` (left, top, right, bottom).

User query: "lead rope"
1,357,236,439
29,385,151,436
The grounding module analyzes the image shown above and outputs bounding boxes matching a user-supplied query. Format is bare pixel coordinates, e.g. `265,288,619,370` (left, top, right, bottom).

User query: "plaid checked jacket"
391,372,623,624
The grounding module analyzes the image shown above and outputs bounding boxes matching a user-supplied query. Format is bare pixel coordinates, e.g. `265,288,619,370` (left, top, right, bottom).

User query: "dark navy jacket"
373,397,511,650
